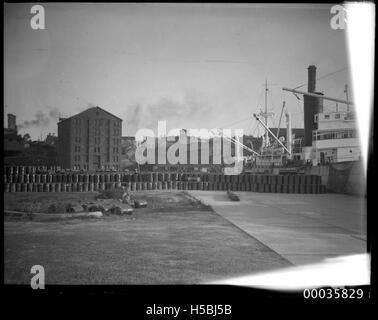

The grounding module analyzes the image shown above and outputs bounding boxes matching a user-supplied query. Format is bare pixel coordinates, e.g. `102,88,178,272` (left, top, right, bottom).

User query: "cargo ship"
241,65,364,195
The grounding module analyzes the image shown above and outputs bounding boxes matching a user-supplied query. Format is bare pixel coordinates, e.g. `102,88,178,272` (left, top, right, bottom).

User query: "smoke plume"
18,107,60,129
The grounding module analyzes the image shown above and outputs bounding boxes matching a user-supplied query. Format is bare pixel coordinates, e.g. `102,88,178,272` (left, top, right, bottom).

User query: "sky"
4,3,352,140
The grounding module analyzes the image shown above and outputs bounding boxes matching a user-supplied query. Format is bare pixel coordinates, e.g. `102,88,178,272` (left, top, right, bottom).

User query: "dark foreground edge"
3,284,372,308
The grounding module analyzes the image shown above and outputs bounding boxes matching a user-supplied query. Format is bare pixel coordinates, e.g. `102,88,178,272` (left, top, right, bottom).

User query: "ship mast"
259,79,275,150
254,79,279,154
264,79,269,148
344,84,350,113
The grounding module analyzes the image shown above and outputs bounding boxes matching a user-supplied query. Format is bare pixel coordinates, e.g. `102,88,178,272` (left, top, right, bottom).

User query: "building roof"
58,106,123,124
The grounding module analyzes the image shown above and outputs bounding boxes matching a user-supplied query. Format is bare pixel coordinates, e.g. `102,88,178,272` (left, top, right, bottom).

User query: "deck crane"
253,113,291,155
282,87,353,106
276,101,286,139
210,128,260,157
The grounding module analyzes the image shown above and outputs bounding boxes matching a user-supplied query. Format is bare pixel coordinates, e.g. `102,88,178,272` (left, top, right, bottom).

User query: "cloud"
123,91,214,136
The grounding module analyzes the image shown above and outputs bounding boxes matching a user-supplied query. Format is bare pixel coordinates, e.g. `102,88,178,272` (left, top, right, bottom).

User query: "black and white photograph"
3,2,374,305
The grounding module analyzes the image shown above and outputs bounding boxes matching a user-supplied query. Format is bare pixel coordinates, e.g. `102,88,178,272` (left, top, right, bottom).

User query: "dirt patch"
4,193,97,214
4,191,212,215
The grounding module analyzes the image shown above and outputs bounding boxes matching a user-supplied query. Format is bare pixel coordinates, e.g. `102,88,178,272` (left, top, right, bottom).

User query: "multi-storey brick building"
57,106,122,170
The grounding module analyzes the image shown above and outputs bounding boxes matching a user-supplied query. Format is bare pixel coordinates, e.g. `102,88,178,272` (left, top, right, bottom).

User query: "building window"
324,114,330,119
335,113,340,119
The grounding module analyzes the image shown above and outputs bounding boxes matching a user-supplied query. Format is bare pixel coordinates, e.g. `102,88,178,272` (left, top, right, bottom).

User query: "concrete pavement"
189,191,367,265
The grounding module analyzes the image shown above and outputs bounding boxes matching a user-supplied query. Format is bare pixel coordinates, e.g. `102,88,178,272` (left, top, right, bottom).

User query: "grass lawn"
4,191,291,284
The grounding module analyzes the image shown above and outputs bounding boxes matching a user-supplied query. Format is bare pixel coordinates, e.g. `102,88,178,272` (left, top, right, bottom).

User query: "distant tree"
23,133,31,142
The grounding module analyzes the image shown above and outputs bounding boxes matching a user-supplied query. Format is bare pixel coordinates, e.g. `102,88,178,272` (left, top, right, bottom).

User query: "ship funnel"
308,65,317,93
303,65,323,147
